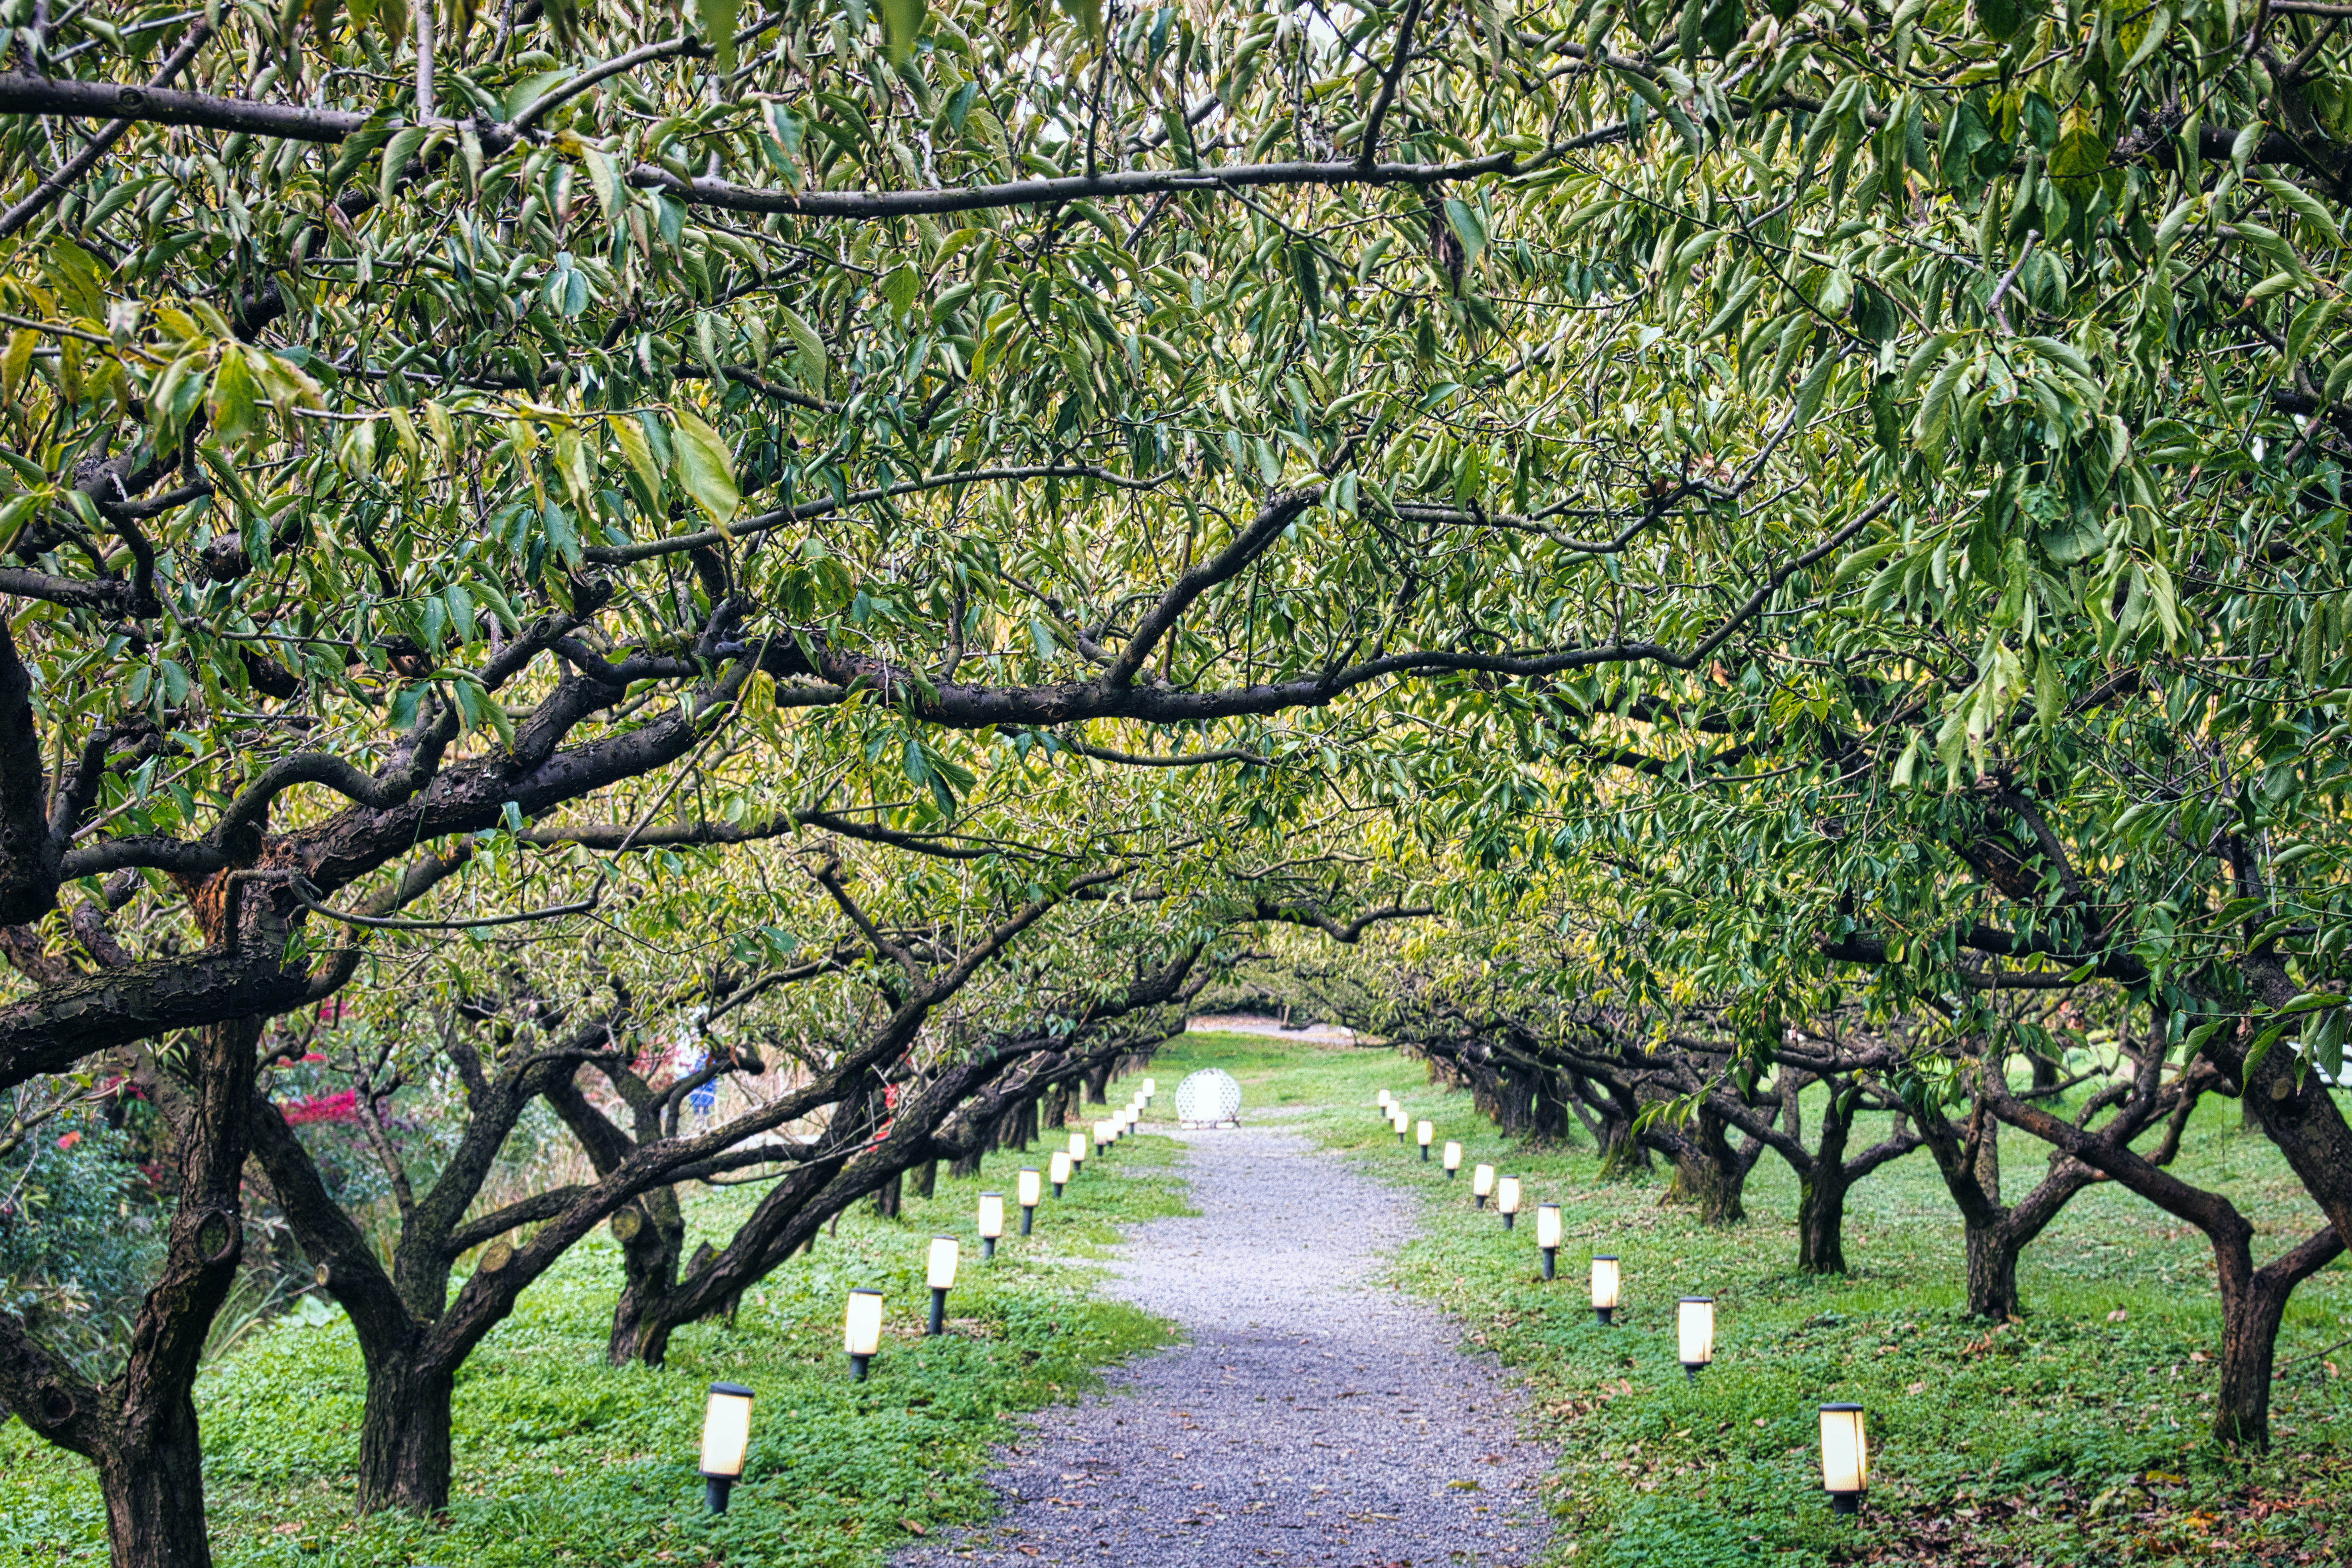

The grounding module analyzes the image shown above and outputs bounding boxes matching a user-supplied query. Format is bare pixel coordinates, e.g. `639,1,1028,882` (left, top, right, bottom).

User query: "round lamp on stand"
1049,1150,1073,1196
1442,1141,1462,1179
1017,1168,1041,1234
1417,1120,1435,1161
1496,1175,1522,1229
1473,1163,1496,1208
1535,1203,1562,1279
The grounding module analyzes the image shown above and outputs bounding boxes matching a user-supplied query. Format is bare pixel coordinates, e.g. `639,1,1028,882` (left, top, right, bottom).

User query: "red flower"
281,1091,360,1126
55,1131,81,1151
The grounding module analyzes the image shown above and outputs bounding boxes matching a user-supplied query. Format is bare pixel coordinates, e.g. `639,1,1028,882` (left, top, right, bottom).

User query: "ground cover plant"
1151,1029,2352,1567
0,1123,1186,1568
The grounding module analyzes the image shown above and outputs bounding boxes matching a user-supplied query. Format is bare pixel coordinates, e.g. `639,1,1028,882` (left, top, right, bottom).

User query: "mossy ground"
1,1131,1188,1567
1153,1029,2352,1567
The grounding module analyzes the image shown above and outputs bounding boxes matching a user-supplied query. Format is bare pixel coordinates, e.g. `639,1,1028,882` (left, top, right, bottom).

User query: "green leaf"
380,125,429,208
1029,615,1060,661
780,307,829,396
880,0,927,64
697,0,741,76
581,146,623,222
2259,176,2344,248
669,406,741,525
1443,199,1488,267
1789,346,1839,431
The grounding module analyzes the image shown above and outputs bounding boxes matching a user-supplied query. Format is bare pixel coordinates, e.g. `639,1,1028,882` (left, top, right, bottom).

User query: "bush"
0,1116,165,1382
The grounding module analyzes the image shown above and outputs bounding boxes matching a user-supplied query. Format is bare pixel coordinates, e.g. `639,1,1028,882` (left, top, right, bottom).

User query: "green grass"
1,1134,1190,1567
1156,1029,2352,1567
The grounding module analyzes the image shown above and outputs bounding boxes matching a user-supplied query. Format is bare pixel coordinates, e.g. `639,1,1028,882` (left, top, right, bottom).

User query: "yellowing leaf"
670,406,740,525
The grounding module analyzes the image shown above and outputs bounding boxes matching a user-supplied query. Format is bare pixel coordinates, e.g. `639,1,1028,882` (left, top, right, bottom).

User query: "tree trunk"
356,1358,454,1514
1661,1107,1748,1224
87,1016,265,1565
870,1169,903,1218
98,1394,213,1568
911,1159,937,1199
1795,1167,1847,1274
2213,1271,2293,1449
604,1195,686,1367
1084,1061,1113,1104
1964,1220,2023,1320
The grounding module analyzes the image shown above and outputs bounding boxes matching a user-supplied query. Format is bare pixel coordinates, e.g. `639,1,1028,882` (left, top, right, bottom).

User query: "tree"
248,846,1117,1513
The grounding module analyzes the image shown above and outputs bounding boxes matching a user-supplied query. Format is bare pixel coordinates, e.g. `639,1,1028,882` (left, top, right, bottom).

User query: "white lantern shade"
1094,1119,1112,1144
1069,1130,1089,1164
1417,1120,1434,1147
1678,1296,1715,1366
1049,1151,1072,1185
1392,1109,1408,1133
1535,1203,1562,1248
977,1193,1005,1239
1819,1405,1868,1495
927,1235,960,1290
1018,1168,1042,1207
1496,1175,1522,1214
1377,1089,1392,1109
843,1289,883,1356
1141,1077,1157,1096
1591,1255,1620,1310
1442,1141,1463,1171
1473,1163,1496,1197
700,1382,754,1478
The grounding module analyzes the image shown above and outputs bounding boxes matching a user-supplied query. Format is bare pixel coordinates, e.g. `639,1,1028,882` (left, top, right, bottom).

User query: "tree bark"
1658,1105,1750,1224
1964,1221,2023,1321
911,1158,937,1199
604,1195,687,1368
97,1396,213,1568
355,1357,455,1515
1795,1168,1848,1274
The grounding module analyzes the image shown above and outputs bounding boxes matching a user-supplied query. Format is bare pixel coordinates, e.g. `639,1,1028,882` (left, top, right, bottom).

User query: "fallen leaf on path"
898,1519,926,1536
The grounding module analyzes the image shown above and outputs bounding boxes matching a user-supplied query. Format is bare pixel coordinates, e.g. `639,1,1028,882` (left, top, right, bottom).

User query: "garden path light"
1820,1405,1868,1518
977,1193,1004,1260
1473,1163,1495,1208
1049,1151,1072,1196
1496,1175,1522,1229
698,1382,753,1513
1017,1167,1041,1234
1417,1120,1434,1160
844,1289,883,1381
1536,1203,1561,1279
1679,1297,1715,1379
1442,1141,1462,1178
926,1237,959,1334
1591,1256,1619,1325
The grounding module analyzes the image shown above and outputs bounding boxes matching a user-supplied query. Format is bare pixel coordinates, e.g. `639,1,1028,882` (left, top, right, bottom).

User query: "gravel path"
893,1124,1555,1567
